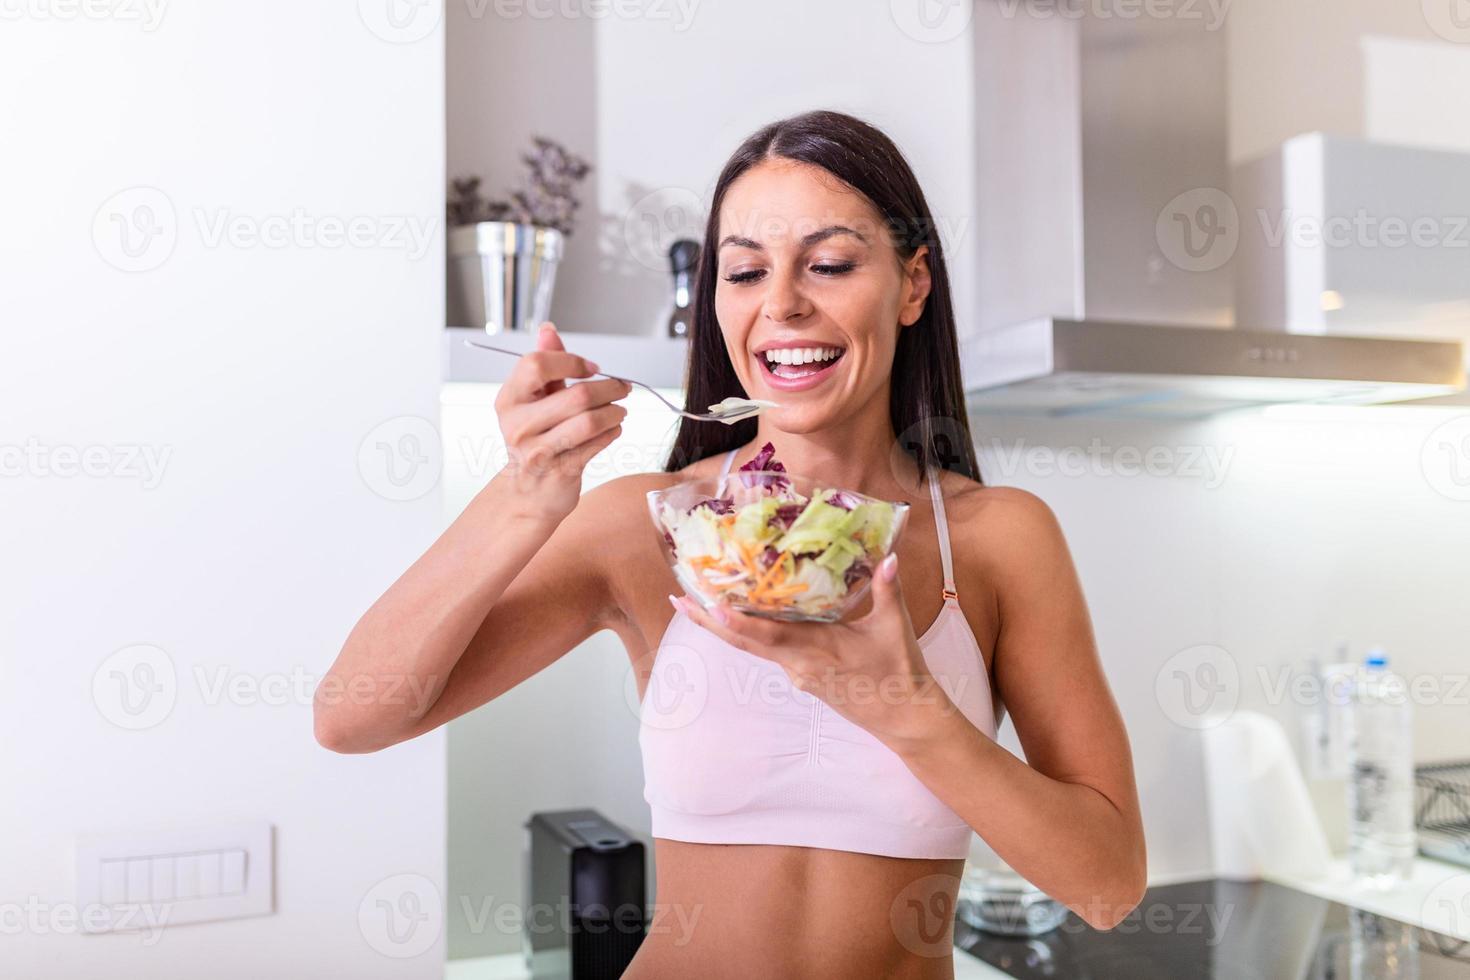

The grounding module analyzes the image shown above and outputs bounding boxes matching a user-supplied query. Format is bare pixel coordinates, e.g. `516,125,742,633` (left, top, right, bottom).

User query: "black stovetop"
956,879,1470,979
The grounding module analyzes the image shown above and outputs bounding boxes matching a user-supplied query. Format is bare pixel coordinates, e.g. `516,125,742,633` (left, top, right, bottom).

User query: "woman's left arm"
673,487,1146,929
895,487,1146,929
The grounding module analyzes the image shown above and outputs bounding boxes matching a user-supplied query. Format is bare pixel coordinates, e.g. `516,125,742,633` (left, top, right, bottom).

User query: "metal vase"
448,221,564,333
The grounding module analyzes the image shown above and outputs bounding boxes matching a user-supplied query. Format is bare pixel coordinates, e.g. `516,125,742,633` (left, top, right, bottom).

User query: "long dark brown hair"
662,109,982,486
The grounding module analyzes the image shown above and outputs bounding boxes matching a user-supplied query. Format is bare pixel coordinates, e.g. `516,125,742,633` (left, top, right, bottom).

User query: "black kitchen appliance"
665,239,699,339
524,809,647,980
957,878,1470,978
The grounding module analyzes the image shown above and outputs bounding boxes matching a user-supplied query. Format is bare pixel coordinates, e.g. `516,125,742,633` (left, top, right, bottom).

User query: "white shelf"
445,326,690,390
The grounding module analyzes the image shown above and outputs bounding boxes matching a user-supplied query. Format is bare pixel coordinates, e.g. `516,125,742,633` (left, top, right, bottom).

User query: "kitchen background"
3,1,1469,978
443,0,1470,966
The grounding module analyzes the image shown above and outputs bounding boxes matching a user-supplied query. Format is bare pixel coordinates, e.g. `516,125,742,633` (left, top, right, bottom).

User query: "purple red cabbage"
772,502,803,529
760,546,780,568
843,557,874,589
825,489,859,511
737,441,791,493
690,496,734,516
662,529,677,556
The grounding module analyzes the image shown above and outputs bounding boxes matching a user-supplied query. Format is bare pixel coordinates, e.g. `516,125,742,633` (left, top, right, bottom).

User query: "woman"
317,110,1145,979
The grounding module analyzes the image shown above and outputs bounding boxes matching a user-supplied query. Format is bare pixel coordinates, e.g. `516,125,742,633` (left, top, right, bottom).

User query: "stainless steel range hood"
965,8,1467,417
961,318,1465,419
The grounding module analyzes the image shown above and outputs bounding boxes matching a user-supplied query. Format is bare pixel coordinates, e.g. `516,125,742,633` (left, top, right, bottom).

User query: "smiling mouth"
757,345,847,380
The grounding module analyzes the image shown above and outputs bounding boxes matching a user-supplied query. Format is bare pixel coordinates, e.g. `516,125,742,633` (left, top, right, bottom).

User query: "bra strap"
928,469,959,602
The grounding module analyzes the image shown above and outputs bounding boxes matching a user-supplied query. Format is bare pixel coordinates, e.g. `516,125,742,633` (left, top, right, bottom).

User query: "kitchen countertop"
446,858,1470,979
1264,855,1470,941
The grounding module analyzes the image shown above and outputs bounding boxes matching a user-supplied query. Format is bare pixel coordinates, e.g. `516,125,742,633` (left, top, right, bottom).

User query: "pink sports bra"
639,449,1001,860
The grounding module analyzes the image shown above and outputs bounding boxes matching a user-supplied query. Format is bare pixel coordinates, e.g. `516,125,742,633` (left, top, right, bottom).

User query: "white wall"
0,5,446,978
1226,0,1449,163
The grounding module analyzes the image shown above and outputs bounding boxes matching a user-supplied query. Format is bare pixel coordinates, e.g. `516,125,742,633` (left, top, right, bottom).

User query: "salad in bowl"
646,443,911,622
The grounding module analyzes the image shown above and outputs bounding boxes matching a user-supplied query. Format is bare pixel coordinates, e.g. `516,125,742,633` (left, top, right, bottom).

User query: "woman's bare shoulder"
933,471,1066,561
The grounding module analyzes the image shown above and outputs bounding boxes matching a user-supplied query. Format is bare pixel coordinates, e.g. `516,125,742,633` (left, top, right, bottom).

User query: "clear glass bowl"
646,469,910,623
957,867,1069,937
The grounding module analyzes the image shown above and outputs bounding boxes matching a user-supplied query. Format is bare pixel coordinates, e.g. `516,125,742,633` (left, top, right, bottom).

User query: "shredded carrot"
751,555,785,593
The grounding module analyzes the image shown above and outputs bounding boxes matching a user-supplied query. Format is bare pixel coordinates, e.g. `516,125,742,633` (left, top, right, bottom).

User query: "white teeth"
762,346,843,366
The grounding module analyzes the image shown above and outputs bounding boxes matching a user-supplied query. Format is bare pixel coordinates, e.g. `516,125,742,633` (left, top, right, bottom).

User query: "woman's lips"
754,350,845,392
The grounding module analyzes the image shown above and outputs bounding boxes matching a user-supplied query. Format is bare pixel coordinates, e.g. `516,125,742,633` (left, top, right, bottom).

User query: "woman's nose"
760,272,812,323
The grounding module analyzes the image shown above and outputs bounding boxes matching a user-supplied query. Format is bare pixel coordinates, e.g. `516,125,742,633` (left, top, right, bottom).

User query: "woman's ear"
898,246,931,327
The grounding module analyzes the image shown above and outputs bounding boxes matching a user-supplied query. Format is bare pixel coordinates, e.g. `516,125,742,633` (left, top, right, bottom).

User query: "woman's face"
714,158,931,432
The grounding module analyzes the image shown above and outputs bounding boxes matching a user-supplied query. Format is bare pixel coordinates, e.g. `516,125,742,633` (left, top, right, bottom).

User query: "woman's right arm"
313,323,633,753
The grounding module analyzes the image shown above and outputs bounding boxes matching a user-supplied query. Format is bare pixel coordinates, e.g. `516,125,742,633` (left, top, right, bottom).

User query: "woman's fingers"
532,402,627,456
528,322,587,397
558,420,623,471
858,554,913,637
506,377,631,443
514,349,599,400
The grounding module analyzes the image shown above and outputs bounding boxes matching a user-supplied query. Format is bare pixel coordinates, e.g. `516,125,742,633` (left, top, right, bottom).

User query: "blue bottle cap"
1365,650,1388,669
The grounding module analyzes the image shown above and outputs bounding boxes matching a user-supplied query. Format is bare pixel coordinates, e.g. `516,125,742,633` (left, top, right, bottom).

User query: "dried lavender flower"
447,136,591,235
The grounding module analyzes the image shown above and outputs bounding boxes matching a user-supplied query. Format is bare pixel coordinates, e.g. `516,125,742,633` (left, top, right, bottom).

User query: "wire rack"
1416,761,1470,868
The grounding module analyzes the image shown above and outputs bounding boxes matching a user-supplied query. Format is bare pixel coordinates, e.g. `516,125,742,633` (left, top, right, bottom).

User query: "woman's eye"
723,269,766,284
811,262,856,276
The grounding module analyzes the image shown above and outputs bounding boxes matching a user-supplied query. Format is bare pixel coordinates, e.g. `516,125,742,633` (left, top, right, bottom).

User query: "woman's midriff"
621,839,965,980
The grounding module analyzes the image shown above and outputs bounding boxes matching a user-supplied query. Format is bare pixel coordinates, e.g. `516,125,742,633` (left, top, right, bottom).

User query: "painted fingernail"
668,594,681,611
711,605,730,625
586,360,600,374
880,553,898,581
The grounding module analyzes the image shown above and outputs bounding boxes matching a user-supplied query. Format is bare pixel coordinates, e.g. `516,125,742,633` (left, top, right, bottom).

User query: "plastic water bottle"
1345,651,1416,887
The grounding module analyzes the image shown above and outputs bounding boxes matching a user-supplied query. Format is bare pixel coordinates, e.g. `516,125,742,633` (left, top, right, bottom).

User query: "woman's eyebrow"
717,225,868,251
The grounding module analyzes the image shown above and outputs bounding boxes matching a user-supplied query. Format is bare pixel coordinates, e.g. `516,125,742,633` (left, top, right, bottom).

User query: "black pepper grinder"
666,239,700,338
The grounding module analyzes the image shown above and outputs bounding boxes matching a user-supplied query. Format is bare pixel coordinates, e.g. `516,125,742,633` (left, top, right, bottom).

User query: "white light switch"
99,860,127,905
174,853,201,900
198,851,221,898
125,859,150,902
150,857,175,902
76,822,274,932
220,849,245,896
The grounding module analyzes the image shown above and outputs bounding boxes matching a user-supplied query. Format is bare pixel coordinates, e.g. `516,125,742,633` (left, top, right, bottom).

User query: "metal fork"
463,338,774,424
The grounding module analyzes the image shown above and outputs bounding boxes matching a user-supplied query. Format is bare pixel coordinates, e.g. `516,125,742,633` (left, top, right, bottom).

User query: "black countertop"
956,878,1469,979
